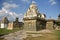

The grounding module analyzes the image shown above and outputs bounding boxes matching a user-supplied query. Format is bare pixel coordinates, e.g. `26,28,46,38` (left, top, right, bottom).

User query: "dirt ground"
24,30,59,40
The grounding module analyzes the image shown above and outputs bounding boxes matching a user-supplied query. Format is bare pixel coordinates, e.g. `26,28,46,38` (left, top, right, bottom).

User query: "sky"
0,0,60,22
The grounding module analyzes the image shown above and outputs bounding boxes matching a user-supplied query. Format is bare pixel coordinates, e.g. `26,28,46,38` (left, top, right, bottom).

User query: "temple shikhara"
0,1,60,31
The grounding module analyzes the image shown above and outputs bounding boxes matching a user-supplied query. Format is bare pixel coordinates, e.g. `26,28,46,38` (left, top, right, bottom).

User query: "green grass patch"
0,28,21,35
54,30,60,40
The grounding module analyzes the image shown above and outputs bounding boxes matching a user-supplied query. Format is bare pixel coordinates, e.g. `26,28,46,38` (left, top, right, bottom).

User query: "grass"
0,28,21,36
55,30,60,40
0,28,21,40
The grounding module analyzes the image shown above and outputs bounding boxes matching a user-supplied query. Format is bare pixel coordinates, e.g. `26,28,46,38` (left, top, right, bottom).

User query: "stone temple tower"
23,1,46,31
1,17,9,28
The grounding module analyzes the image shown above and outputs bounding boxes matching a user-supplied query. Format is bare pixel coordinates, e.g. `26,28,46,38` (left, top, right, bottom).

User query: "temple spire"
30,1,36,8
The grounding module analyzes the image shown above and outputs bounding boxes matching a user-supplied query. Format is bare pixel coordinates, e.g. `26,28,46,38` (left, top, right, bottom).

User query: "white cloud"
21,0,30,3
32,1,36,3
0,2,23,22
49,0,56,5
21,0,36,4
3,2,19,10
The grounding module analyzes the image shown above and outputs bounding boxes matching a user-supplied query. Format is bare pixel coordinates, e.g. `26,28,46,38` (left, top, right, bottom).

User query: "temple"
23,2,46,31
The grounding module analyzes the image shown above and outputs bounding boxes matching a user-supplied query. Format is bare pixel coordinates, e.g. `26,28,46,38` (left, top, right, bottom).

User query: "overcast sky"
0,0,60,22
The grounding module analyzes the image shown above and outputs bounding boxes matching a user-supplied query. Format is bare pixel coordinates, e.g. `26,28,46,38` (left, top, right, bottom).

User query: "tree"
58,14,60,19
15,17,19,22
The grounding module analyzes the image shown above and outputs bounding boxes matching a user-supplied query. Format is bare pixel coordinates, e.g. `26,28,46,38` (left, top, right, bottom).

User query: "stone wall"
24,19,46,31
7,22,13,30
24,20,37,31
46,19,55,30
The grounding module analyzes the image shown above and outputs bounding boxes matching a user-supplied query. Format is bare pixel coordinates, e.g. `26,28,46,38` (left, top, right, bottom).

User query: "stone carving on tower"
23,1,46,31
24,2,46,20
